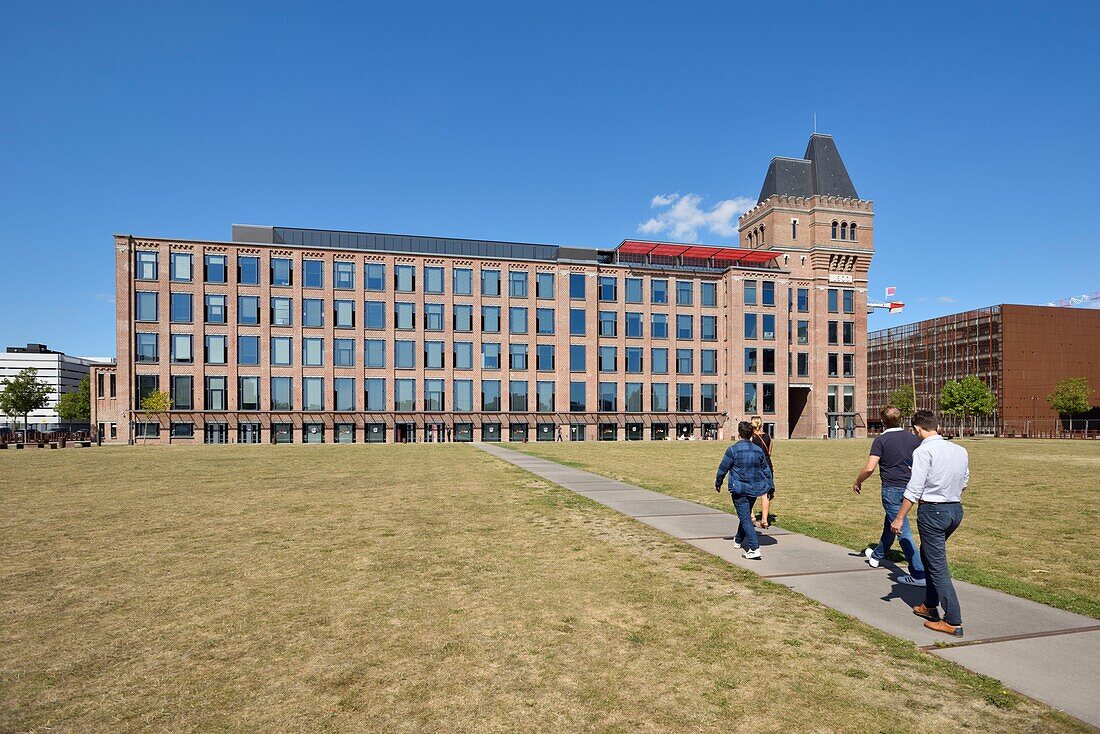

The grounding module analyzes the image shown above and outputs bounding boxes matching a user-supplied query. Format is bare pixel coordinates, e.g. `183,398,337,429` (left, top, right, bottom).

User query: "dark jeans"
917,502,964,626
731,493,759,551
873,486,926,579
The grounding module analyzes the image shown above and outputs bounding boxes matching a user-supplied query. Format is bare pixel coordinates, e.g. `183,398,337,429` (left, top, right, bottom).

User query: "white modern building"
0,344,112,431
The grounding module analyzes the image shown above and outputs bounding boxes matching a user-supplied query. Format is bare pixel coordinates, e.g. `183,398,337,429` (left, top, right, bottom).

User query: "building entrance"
238,423,261,444
204,422,228,444
395,423,415,443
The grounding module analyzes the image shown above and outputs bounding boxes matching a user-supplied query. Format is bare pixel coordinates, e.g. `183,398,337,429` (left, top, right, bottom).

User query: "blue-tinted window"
508,343,528,370
569,344,586,372
598,276,617,302
335,300,355,329
238,335,260,365
271,337,292,366
454,304,473,332
744,313,758,339
365,300,385,330
453,342,473,370
569,382,586,412
170,253,192,282
509,271,528,298
482,380,501,411
482,305,500,333
271,377,293,410
797,288,809,313
701,349,717,375
625,347,643,373
335,378,356,411
481,269,501,296
569,273,586,300
304,259,323,288
509,307,528,334
364,339,385,368
675,280,692,306
395,340,415,369
303,299,324,328
135,251,158,280
676,314,692,340
598,382,617,412
651,313,668,339
425,303,444,331
395,265,415,292
135,333,158,363
334,338,355,367
453,268,472,295
598,346,616,372
238,256,259,285
651,348,668,374
536,344,554,371
536,308,554,335
453,380,473,411
536,272,554,299
569,308,585,335
651,279,668,304
395,302,415,330
365,263,385,291
651,383,668,411
204,255,227,284
598,311,616,337
204,294,226,324
365,378,385,411
135,292,158,321
701,315,717,341
676,348,693,374
425,341,445,369
271,297,292,326
425,267,444,294
701,282,718,307
762,314,776,340
271,258,292,286
170,293,192,323
625,312,643,338
302,337,324,367
762,281,775,307
745,348,758,373
482,342,501,370
625,278,643,303
335,261,355,290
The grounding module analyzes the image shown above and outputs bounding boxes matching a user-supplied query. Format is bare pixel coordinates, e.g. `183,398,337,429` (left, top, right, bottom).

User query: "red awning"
616,240,780,266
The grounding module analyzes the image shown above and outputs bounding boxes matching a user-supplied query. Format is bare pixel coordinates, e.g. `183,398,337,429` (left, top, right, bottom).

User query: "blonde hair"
750,416,764,431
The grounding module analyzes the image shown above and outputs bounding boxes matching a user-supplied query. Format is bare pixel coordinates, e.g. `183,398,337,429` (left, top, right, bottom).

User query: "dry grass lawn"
512,439,1100,618
0,444,1090,733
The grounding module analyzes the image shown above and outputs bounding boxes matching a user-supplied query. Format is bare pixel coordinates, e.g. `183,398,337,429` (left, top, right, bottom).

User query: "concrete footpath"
476,443,1100,727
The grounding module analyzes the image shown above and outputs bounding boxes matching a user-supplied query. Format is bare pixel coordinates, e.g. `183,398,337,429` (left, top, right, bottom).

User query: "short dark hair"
911,410,937,431
737,421,754,439
881,405,902,428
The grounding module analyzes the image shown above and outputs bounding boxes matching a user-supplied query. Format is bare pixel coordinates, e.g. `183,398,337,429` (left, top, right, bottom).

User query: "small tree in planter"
0,367,52,442
1046,377,1094,431
139,390,172,444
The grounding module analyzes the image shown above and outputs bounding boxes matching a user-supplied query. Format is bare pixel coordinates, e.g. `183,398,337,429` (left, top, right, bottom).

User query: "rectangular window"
425,267,444,294
365,263,385,292
135,374,158,408
797,320,809,344
303,299,324,328
335,377,356,411
97,373,104,398
170,293,192,323
569,273,586,300
271,377,292,410
453,380,473,412
424,303,444,331
302,337,324,367
651,383,668,412
625,312,643,338
762,314,776,340
238,256,259,285
334,338,355,367
425,379,445,411
745,347,758,373
453,341,473,370
624,278,643,303
237,335,259,366
171,375,193,410
843,385,855,413
536,307,555,335
335,300,355,329
238,376,259,411
843,322,856,346
135,251,158,280
536,344,554,371
453,304,473,332
569,344,586,372
481,380,501,411
651,313,668,339
135,292,158,321
395,379,416,411
365,301,385,330
676,314,693,340
761,281,775,307
270,337,292,366
335,261,355,290
395,302,415,330
482,342,501,370
509,380,528,411
797,353,809,377
843,289,855,314
843,353,855,377
828,289,839,313
624,382,643,412
598,382,617,412
271,258,292,287
701,315,717,341
204,294,227,324
569,308,586,335
762,348,775,375
676,383,693,412
509,343,528,370
701,282,717,307
744,313,758,339
598,346,617,372
395,265,415,292
676,348,693,375
170,334,194,365
482,305,501,333
744,383,758,413
364,338,385,368
422,341,444,369
204,254,227,284
625,346,643,373
481,269,501,296
763,383,776,414
598,311,617,337
395,340,415,369
509,307,528,334
135,333,158,363
271,297,292,326
237,295,259,326
303,259,323,288
536,381,555,412
303,377,324,411
536,272,555,299
828,321,839,345
675,280,693,306
204,335,227,365
797,288,809,313
828,353,839,377
701,349,717,375
453,267,472,295
569,381,586,412
205,376,228,411
701,384,717,413
651,347,669,374
598,276,617,302
508,271,528,298
651,279,668,304
744,280,758,306
365,378,385,411
170,252,192,282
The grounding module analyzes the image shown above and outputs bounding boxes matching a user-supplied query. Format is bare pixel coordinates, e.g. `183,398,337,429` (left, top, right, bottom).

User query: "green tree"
55,374,91,428
888,384,916,416
0,367,53,438
139,389,172,443
1046,377,1094,416
940,375,996,432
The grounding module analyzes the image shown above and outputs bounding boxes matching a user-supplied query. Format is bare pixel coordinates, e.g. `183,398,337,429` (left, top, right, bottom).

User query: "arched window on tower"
759,225,765,245
831,220,839,239
840,222,848,240
748,230,754,247
850,223,857,241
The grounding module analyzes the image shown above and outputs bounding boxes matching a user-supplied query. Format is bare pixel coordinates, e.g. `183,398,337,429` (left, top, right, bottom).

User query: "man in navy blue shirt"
716,421,774,559
852,405,926,585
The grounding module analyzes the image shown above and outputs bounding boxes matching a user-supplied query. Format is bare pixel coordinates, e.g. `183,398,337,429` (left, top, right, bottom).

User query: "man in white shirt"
890,410,969,637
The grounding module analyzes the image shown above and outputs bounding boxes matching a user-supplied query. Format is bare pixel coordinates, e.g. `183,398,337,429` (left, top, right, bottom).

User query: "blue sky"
2,1,1098,356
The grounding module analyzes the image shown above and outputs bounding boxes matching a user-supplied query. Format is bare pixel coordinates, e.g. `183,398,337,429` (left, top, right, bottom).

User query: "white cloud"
93,292,115,306
638,192,755,242
936,296,957,304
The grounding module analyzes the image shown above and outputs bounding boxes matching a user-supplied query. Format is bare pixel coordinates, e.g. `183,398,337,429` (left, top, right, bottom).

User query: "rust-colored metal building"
868,305,1100,435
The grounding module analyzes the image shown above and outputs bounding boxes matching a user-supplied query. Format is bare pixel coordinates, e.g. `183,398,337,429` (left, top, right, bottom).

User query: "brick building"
868,304,1100,435
96,133,873,444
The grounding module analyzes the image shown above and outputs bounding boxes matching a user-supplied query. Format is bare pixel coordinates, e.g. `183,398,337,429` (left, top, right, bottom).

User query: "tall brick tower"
738,133,874,438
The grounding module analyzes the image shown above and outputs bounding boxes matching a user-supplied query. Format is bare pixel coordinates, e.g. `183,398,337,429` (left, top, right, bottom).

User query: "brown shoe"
912,604,940,621
924,619,964,637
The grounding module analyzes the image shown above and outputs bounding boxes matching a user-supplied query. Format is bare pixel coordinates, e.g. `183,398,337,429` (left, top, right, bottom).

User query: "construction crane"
1044,292,1100,308
867,286,905,315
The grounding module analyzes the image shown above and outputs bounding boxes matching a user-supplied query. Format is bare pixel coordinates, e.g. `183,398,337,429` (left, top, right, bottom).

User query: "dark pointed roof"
757,133,858,202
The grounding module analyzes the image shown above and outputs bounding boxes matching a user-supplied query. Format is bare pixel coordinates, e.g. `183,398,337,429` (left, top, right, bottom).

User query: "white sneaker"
732,540,743,549
898,574,927,586
742,549,761,560
864,548,881,568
